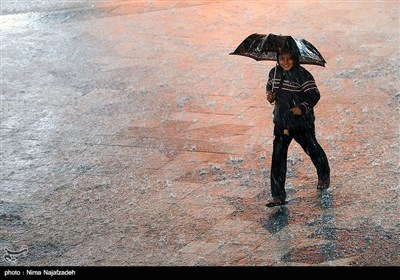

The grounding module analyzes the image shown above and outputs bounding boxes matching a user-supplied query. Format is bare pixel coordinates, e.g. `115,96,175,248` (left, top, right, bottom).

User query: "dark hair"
277,49,299,65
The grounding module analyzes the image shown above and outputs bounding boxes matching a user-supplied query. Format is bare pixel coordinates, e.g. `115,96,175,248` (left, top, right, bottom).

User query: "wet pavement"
1,1,399,266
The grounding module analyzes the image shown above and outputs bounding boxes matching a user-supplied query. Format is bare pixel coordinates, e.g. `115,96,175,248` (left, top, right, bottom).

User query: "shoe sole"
266,200,288,208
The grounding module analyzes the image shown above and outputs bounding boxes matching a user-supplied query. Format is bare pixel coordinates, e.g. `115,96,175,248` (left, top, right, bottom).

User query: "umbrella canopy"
230,33,326,67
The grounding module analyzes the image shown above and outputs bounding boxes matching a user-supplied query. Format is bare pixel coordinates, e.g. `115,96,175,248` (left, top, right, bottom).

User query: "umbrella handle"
267,63,278,105
271,63,278,93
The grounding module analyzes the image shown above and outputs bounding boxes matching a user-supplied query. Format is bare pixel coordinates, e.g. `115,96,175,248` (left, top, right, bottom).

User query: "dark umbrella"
230,33,326,67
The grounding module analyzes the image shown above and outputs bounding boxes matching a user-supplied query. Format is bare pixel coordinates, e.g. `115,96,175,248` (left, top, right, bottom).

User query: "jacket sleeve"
299,69,320,113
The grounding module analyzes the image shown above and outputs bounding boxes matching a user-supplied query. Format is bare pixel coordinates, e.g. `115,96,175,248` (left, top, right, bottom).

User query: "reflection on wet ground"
262,207,290,234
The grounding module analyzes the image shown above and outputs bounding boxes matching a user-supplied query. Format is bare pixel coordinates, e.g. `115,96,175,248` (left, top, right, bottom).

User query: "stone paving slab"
1,0,399,267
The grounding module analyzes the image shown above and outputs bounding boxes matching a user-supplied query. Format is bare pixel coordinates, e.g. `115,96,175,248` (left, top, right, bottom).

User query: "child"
265,49,330,207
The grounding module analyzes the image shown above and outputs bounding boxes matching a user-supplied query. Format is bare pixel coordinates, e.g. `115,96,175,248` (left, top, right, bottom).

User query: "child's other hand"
290,106,302,116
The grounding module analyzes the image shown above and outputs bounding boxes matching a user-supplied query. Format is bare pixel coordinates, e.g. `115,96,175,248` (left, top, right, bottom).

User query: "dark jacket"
266,64,320,131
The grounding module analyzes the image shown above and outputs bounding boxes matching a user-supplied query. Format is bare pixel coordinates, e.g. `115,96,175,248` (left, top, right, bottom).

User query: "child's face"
278,53,294,71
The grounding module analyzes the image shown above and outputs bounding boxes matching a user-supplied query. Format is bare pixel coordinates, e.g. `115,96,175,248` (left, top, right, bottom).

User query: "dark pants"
271,124,330,200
